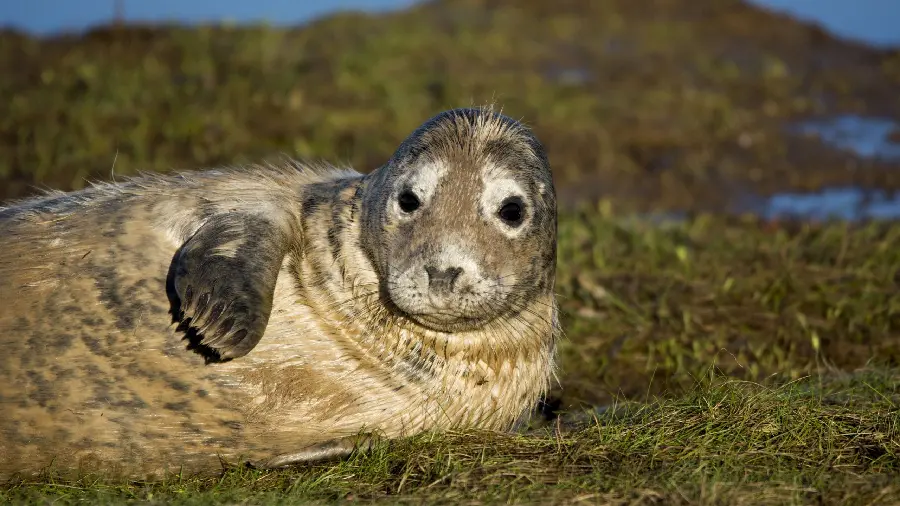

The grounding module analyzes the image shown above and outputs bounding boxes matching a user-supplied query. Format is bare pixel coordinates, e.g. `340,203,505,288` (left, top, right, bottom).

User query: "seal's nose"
425,265,463,292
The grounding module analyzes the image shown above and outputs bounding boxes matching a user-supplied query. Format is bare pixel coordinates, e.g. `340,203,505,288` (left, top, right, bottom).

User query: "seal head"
361,108,556,333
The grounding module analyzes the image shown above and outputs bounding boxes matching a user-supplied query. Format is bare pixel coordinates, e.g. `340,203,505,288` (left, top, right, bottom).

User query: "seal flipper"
169,213,288,360
249,434,381,469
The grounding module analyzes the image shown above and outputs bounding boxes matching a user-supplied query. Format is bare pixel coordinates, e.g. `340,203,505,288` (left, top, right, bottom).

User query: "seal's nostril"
425,265,463,291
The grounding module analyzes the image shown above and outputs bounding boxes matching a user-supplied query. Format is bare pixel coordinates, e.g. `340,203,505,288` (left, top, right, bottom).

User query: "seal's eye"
498,197,525,227
398,190,421,213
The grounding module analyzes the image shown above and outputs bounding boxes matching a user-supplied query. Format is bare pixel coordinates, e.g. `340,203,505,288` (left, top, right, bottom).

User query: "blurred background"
1,0,899,221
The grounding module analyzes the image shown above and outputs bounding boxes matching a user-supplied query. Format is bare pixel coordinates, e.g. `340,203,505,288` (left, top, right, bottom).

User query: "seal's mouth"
379,289,494,333
404,311,493,333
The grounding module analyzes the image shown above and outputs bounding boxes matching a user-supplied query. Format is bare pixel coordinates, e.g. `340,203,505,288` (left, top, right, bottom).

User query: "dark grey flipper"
167,213,288,361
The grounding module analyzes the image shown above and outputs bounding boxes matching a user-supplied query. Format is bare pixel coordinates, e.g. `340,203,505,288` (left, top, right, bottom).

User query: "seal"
0,107,558,480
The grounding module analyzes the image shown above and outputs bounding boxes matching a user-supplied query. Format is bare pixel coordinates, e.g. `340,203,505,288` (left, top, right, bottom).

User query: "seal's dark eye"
398,190,421,213
498,197,525,227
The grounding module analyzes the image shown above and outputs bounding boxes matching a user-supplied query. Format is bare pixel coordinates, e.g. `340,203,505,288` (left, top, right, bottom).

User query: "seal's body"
0,108,558,479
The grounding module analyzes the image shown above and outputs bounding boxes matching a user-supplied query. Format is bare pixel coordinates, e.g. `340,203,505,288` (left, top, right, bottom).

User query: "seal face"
0,107,558,479
364,108,556,333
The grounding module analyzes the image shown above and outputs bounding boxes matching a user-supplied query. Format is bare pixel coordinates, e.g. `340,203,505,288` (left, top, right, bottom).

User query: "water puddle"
745,187,900,221
623,188,900,224
738,115,900,221
790,115,900,161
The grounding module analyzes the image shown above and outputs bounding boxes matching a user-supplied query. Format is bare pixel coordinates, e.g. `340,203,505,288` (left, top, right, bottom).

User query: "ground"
3,371,899,504
2,0,900,504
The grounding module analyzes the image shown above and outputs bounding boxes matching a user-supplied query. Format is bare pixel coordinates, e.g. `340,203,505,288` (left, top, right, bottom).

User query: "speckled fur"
0,108,558,480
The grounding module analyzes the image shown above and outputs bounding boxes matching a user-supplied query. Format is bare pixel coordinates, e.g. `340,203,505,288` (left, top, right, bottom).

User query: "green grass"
3,369,898,504
554,207,900,409
5,212,900,504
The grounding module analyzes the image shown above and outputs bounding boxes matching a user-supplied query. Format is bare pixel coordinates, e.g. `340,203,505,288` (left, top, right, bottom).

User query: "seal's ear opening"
165,214,288,364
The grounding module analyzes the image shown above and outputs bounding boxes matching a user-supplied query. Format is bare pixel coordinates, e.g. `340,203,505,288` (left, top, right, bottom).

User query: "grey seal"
0,107,558,479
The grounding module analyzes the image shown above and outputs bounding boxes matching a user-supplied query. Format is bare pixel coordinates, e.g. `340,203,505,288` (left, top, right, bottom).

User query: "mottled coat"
0,108,558,480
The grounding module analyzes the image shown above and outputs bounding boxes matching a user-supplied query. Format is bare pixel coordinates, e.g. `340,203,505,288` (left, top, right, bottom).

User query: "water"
793,116,900,161
753,115,900,221
751,187,900,221
1,1,899,48
629,188,900,223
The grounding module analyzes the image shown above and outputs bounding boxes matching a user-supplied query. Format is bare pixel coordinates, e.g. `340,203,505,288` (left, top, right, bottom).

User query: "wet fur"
0,108,559,480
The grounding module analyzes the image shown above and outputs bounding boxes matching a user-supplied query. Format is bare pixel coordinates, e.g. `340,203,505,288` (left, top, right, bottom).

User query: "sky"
0,0,898,48
0,1,419,33
751,0,900,47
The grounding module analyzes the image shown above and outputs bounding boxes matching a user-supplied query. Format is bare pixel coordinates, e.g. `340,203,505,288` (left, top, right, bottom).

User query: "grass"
3,369,898,504
4,0,900,503
4,211,900,504
554,207,900,409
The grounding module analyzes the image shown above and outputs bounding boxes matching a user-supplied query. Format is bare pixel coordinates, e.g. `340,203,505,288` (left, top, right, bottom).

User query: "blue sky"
0,1,418,33
0,0,898,47
0,0,900,45
752,0,900,47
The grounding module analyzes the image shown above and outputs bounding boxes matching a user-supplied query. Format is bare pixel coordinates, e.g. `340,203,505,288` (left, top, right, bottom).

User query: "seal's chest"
221,260,550,439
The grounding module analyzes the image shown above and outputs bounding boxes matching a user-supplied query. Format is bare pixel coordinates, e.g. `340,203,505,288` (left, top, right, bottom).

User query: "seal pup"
0,107,558,480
